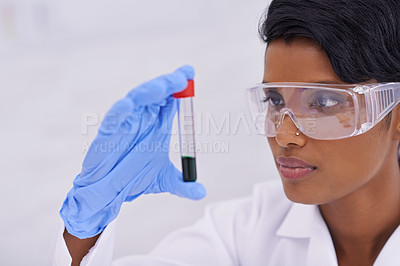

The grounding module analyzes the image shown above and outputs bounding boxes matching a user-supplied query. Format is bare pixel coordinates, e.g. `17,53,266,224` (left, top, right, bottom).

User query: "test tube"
173,80,197,182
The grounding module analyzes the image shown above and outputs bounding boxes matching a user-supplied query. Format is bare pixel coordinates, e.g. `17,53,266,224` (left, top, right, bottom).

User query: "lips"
277,157,317,180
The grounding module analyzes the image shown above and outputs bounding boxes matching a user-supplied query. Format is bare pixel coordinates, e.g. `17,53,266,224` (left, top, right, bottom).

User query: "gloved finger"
79,98,140,180
159,163,207,200
152,97,178,134
126,65,195,107
170,180,207,200
97,98,135,136
80,97,178,181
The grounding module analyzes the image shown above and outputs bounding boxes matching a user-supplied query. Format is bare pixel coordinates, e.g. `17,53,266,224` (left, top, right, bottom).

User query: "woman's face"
265,37,399,204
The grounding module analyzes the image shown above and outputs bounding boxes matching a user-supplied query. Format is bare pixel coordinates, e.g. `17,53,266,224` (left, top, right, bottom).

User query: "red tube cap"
173,80,194,98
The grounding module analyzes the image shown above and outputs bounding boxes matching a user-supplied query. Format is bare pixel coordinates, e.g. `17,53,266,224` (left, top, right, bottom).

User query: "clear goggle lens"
246,84,359,140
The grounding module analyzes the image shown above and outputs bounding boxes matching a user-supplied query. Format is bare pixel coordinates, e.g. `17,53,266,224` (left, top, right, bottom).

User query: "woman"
54,0,400,265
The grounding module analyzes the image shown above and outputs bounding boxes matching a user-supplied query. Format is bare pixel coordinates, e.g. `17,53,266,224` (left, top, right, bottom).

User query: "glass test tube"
173,80,197,182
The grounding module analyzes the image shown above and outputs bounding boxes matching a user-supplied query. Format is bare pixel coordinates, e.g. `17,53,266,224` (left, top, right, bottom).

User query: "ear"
391,105,400,140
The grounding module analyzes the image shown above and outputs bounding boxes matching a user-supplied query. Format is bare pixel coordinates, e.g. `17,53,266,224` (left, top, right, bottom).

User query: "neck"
319,154,400,263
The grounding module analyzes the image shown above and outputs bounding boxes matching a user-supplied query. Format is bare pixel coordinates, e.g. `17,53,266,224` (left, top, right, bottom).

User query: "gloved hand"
60,65,206,239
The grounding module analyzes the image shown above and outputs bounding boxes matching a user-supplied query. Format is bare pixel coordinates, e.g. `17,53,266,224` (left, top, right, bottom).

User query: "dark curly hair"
259,0,400,128
259,0,400,161
259,0,400,84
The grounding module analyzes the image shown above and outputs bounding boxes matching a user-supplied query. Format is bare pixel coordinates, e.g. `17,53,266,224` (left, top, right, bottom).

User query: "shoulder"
205,179,293,231
148,180,294,265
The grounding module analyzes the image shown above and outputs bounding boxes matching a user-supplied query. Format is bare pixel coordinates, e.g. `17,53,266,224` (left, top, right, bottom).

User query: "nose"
275,114,306,147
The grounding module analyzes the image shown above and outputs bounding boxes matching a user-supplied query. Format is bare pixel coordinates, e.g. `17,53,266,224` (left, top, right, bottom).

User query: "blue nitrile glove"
60,65,206,239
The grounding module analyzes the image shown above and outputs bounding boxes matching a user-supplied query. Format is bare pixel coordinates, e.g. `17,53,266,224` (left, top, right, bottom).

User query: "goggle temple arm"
365,83,400,129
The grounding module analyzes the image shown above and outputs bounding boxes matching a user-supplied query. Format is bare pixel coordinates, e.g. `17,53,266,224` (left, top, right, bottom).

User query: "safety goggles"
245,82,400,140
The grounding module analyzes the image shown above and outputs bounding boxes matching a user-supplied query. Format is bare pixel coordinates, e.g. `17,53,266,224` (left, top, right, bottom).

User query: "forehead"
263,38,344,84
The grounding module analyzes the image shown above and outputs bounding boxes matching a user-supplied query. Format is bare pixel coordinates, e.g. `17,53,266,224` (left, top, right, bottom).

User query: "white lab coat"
52,180,400,265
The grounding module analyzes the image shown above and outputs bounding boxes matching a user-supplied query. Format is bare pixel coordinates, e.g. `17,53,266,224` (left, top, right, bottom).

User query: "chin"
281,180,329,205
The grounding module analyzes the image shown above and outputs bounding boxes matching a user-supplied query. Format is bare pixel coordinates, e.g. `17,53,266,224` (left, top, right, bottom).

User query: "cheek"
316,134,386,193
266,131,387,204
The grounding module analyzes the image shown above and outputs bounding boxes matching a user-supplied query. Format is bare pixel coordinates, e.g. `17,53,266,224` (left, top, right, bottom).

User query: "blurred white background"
0,0,279,265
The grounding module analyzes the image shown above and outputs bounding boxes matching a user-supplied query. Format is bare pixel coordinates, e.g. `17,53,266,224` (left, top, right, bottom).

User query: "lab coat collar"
276,202,400,266
276,202,316,239
276,203,338,265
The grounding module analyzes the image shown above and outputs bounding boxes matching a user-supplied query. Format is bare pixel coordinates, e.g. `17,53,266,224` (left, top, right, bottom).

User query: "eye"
263,96,284,106
317,98,338,107
262,90,285,107
310,92,343,108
